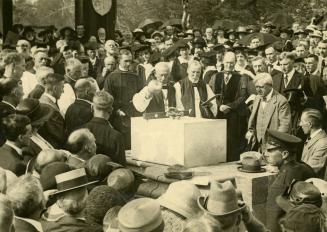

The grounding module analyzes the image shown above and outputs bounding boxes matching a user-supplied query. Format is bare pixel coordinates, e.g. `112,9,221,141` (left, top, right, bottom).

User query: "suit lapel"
263,91,277,127
273,73,283,92
40,95,60,112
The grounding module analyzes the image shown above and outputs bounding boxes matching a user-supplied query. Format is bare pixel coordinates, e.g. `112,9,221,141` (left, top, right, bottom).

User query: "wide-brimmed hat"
132,28,145,37
276,180,322,213
16,98,53,127
157,181,202,219
237,156,266,173
151,30,164,39
309,30,323,38
235,26,249,35
59,26,76,37
306,178,327,197
50,168,99,196
118,198,163,232
198,180,246,216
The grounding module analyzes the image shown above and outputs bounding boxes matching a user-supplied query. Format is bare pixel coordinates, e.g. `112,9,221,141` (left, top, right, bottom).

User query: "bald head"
154,62,170,83
35,149,67,173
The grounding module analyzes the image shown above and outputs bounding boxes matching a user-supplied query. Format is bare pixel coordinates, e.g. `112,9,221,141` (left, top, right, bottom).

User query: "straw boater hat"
157,181,202,219
198,180,245,216
50,168,99,196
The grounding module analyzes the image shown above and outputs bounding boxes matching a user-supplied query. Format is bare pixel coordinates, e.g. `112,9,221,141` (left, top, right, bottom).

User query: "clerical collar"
119,67,129,72
5,141,22,156
44,93,57,104
2,100,16,110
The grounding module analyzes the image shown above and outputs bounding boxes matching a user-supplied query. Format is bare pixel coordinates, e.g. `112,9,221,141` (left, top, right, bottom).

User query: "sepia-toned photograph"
0,0,327,231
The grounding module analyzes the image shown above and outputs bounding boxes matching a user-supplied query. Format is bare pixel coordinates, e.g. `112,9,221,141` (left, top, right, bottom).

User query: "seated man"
6,174,45,232
0,114,32,176
133,62,175,113
84,91,126,165
174,60,217,118
300,108,327,178
265,129,316,232
42,168,98,231
66,128,97,168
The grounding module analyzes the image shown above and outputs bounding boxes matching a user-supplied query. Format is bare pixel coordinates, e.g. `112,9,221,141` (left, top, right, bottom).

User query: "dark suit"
0,144,26,176
89,58,103,79
15,217,41,232
272,70,310,96
28,84,45,99
84,117,126,165
42,215,101,232
266,160,316,232
209,71,248,161
65,99,93,135
38,94,66,149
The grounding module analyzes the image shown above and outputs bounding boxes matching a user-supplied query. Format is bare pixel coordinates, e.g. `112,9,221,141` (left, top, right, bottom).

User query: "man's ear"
281,150,289,160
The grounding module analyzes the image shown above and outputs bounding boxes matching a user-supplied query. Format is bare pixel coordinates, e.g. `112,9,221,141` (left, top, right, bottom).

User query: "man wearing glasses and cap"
265,129,316,232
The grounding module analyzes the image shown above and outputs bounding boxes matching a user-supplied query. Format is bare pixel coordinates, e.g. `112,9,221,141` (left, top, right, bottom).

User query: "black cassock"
103,69,143,149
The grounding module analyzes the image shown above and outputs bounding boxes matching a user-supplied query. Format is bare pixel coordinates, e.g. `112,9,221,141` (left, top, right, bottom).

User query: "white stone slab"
131,117,227,167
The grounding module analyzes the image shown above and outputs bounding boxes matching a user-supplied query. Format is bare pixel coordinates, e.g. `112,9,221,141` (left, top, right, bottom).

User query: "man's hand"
245,131,256,145
148,80,162,95
219,104,231,114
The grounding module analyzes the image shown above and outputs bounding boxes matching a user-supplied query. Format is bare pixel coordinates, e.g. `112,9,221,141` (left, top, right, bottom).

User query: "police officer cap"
267,129,302,149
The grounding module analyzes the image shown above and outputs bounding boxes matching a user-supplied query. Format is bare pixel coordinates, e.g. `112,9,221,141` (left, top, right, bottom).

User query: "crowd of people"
0,10,327,232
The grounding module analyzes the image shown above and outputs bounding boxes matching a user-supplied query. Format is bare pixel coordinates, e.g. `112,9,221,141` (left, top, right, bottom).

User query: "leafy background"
13,0,327,31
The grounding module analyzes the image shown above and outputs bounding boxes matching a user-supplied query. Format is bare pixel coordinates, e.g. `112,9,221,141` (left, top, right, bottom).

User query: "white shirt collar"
15,216,43,232
286,69,296,81
310,129,322,139
2,100,16,110
5,141,22,156
44,93,57,104
265,88,274,101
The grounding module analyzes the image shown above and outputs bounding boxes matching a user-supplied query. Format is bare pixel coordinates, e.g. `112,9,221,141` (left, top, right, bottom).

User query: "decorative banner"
92,0,112,16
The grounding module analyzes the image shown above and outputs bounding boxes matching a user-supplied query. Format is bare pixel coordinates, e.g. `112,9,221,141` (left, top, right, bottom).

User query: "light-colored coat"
301,130,327,178
248,90,291,147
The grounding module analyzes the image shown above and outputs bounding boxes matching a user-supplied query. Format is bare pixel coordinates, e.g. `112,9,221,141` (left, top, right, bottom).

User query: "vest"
256,101,268,142
180,78,208,117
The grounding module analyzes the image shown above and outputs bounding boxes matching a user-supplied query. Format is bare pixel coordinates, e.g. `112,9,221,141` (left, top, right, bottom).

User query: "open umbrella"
213,19,238,30
271,13,294,28
161,19,183,30
138,18,163,32
238,33,281,47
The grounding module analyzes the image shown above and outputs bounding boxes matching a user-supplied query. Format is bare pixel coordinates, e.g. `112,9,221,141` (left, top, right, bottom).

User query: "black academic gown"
210,71,248,161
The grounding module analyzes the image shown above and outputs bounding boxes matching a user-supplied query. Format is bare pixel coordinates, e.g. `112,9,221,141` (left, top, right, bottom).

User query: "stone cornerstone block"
131,117,227,167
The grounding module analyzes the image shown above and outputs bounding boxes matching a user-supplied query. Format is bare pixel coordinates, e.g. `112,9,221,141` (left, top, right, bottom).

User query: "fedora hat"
276,180,322,213
237,157,266,173
198,180,246,216
50,168,99,196
157,181,202,219
16,98,53,127
118,198,163,232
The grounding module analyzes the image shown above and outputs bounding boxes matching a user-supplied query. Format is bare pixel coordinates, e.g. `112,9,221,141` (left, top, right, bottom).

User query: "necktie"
224,73,230,84
305,136,311,145
192,82,199,88
283,74,288,87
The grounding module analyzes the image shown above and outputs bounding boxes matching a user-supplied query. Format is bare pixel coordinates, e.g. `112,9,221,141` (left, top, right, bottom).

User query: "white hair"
254,72,273,86
155,62,169,72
